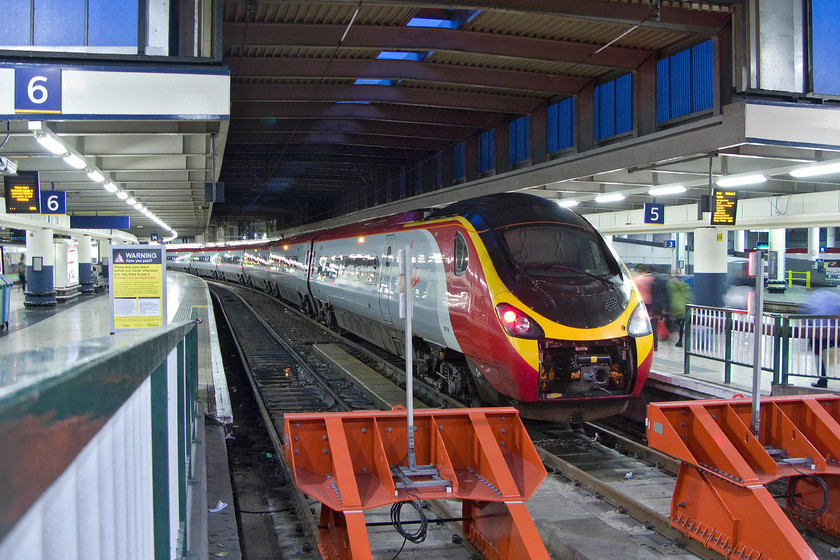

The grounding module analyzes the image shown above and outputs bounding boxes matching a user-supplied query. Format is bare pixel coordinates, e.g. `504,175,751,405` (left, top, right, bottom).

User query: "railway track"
210,281,838,559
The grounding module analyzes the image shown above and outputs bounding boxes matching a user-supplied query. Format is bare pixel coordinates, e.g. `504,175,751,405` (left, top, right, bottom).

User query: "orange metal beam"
284,407,549,560
648,395,840,560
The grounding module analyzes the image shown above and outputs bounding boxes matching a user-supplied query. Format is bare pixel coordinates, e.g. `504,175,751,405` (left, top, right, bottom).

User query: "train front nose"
538,340,631,398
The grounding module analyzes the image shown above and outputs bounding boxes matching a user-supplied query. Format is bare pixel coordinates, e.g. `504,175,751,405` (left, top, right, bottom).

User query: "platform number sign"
15,66,62,114
40,191,66,215
644,202,665,224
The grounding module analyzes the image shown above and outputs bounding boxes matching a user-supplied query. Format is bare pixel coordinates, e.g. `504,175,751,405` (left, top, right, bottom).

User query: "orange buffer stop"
647,395,840,560
283,407,549,560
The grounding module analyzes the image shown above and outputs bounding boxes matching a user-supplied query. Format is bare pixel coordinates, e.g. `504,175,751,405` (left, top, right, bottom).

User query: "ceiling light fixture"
557,199,579,208
86,170,105,182
103,182,118,192
595,193,626,203
134,203,143,211
716,174,766,188
35,134,67,155
126,198,137,205
62,153,87,169
648,185,686,196
790,161,840,178
116,191,129,200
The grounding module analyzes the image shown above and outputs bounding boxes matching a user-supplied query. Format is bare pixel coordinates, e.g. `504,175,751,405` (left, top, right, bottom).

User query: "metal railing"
685,304,840,386
787,270,811,288
0,321,200,560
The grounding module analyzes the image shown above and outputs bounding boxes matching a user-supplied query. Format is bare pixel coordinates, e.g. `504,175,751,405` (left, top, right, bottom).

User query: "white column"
693,227,728,307
769,228,786,281
808,227,821,261
54,239,68,290
827,228,836,249
733,230,746,253
25,228,57,305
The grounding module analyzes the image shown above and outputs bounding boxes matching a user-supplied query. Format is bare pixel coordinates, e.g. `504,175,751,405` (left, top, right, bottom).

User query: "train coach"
169,193,653,422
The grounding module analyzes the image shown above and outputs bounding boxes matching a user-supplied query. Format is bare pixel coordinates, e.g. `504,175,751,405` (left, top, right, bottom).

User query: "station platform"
0,273,833,557
0,272,240,559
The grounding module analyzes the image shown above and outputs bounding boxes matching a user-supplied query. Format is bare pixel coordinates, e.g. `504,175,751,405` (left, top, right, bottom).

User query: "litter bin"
0,274,11,331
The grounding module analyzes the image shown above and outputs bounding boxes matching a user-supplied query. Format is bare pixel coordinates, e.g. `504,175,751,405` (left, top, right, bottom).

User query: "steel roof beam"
230,101,498,127
231,83,546,113
233,58,589,95
231,118,471,141
224,23,653,70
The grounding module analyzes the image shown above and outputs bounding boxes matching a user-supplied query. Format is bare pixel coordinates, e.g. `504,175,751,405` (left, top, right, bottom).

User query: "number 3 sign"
15,67,62,114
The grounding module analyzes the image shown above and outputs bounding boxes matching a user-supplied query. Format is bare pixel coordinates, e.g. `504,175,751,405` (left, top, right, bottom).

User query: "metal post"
398,246,416,470
751,250,765,437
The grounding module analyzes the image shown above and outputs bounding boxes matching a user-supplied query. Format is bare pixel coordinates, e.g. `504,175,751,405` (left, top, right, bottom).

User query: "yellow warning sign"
110,247,166,330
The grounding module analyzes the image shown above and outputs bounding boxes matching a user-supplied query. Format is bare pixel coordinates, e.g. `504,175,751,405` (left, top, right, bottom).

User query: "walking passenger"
667,272,691,347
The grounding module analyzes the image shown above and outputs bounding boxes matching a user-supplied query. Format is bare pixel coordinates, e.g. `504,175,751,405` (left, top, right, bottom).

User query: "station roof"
4,1,840,241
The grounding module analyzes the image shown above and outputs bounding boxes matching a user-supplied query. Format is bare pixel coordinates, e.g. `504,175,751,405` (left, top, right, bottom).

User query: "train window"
454,233,469,276
501,226,615,277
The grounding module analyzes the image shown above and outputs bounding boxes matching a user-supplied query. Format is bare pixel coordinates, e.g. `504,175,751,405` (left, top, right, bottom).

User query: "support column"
769,228,786,281
734,230,746,253
693,227,727,307
808,227,821,261
24,229,56,306
827,228,836,249
98,240,110,288
78,234,93,293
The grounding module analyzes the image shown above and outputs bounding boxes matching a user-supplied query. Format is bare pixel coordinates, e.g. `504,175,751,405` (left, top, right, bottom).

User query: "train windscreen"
500,225,618,278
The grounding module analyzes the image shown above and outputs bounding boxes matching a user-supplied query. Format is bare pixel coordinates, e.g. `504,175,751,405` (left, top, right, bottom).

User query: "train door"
379,235,396,323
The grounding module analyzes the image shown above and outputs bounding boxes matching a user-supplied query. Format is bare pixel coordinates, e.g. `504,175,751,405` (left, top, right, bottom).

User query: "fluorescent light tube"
35,134,67,155
790,161,840,178
117,191,129,200
557,199,579,208
62,153,86,169
595,193,626,203
126,198,137,205
648,185,686,196
103,182,118,192
716,174,766,188
87,170,105,182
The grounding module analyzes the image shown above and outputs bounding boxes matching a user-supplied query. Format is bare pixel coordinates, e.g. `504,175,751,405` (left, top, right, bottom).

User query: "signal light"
748,251,761,277
495,303,544,339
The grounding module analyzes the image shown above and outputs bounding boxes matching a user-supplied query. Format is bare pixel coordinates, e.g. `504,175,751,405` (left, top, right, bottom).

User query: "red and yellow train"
168,193,653,422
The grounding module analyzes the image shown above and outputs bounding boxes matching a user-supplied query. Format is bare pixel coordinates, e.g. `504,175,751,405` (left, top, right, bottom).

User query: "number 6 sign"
15,66,62,114
40,191,66,215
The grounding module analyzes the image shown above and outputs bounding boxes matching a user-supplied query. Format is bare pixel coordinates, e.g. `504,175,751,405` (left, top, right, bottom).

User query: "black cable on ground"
788,474,829,520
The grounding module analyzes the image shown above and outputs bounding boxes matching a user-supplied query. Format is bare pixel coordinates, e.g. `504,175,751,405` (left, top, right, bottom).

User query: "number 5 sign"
15,66,62,114
644,202,665,224
40,191,66,215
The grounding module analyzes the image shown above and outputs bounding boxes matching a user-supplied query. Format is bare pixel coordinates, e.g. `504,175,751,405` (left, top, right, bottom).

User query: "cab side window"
454,232,469,276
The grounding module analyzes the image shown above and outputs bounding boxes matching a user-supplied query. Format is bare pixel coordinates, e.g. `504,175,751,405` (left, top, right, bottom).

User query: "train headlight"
627,304,652,337
495,303,544,339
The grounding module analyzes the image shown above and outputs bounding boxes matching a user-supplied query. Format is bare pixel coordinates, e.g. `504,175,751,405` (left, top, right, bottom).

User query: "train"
168,193,654,422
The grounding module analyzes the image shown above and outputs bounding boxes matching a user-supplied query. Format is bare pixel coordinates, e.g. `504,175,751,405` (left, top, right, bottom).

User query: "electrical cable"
787,466,829,520
389,493,428,544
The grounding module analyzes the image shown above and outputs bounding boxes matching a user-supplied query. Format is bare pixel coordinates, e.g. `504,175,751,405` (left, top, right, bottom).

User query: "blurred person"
667,272,692,347
17,255,26,293
801,288,840,388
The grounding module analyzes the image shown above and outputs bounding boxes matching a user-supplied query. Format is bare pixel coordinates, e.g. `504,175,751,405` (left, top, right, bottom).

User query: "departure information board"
4,171,41,214
711,189,737,225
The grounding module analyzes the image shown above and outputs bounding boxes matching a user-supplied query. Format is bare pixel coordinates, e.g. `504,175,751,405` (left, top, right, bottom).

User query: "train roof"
428,192,591,232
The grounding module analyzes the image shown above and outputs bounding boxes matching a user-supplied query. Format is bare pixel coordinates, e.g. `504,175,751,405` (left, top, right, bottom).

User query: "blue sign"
151,232,160,242
644,202,665,224
666,240,676,248
70,215,130,229
40,191,66,215
15,66,62,114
